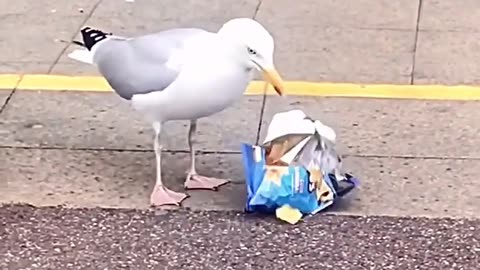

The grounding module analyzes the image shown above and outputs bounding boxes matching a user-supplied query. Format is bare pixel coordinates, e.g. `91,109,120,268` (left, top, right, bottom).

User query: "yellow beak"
261,67,285,96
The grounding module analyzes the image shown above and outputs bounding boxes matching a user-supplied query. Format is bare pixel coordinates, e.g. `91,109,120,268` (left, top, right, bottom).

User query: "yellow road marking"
18,75,110,92
0,74,480,101
0,74,21,89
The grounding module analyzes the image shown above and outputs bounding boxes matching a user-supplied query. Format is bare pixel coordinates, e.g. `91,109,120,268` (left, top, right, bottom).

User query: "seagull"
68,18,285,207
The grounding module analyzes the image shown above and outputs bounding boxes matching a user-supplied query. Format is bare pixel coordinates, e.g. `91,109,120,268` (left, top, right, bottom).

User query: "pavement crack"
355,27,418,32
410,0,423,85
255,89,267,145
343,153,480,161
0,145,242,155
47,0,104,73
0,74,23,115
253,0,263,19
3,145,480,161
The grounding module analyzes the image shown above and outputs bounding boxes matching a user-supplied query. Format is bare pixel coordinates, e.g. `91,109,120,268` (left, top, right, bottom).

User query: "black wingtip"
80,27,112,51
72,40,85,47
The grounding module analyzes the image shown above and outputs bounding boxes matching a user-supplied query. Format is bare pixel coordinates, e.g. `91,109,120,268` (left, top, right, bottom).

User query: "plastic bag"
240,109,359,223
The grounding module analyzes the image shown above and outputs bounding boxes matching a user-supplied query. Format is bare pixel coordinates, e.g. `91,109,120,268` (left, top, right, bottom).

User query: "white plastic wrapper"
262,109,344,179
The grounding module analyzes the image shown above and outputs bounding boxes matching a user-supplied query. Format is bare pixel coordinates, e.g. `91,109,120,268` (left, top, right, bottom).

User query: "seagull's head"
218,18,285,96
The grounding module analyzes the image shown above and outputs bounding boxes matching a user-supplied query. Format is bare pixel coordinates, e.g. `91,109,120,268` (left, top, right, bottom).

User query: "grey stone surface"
50,62,100,76
89,0,258,33
0,0,98,14
0,91,263,152
1,148,246,210
340,156,480,218
257,0,419,30
3,0,480,87
0,0,98,63
3,147,480,218
0,62,51,74
55,0,415,83
54,0,259,66
251,23,414,83
420,0,480,32
261,96,480,158
414,31,480,85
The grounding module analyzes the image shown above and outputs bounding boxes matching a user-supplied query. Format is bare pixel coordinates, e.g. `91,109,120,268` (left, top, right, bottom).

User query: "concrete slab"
420,0,480,31
89,0,258,33
0,91,263,152
0,0,96,64
257,0,419,30
0,0,98,14
53,0,415,83
93,0,258,32
49,62,100,76
261,96,480,158
54,0,258,66
341,156,480,218
3,147,480,218
252,24,414,83
1,148,245,210
0,19,70,63
0,0,98,63
0,62,51,74
414,31,480,85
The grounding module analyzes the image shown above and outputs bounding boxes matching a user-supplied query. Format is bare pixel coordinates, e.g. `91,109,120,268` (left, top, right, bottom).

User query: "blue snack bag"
241,143,359,216
241,143,325,214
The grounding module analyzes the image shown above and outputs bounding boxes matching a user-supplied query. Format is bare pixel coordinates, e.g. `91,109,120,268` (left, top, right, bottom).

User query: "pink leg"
183,120,230,191
150,121,189,206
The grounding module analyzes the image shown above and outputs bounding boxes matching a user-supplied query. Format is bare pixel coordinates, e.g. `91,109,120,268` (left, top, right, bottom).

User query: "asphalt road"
1,204,479,270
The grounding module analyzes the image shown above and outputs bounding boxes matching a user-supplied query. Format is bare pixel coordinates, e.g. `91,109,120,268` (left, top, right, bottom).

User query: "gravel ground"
1,204,479,270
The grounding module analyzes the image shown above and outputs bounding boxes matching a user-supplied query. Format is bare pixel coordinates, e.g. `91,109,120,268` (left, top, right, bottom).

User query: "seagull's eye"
247,47,257,55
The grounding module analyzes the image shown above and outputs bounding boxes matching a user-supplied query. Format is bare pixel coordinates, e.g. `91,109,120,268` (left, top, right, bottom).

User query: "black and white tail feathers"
68,27,121,64
73,27,113,51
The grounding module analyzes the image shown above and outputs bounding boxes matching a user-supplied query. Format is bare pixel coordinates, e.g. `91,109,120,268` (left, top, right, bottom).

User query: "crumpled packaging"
241,109,359,224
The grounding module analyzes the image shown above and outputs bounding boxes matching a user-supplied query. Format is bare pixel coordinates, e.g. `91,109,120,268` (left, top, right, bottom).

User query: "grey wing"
93,28,207,100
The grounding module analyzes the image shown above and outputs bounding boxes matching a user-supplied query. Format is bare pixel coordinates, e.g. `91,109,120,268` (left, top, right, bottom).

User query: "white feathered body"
70,28,254,123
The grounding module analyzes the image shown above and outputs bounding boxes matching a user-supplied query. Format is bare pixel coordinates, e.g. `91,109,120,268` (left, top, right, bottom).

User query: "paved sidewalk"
2,0,480,269
0,0,480,84
2,92,480,218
